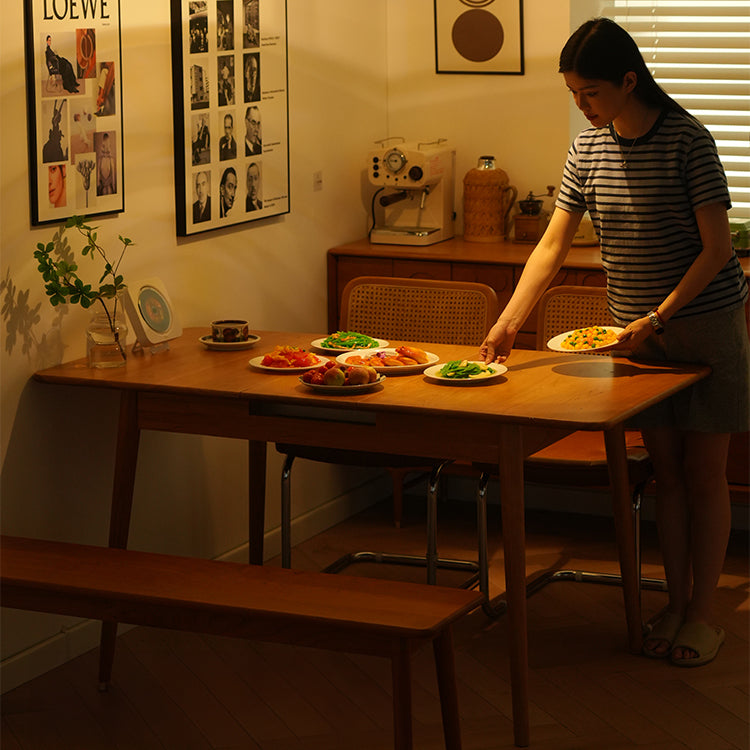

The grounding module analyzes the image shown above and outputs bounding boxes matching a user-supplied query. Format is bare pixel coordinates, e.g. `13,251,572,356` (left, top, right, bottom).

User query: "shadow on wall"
0,379,119,542
1,226,72,369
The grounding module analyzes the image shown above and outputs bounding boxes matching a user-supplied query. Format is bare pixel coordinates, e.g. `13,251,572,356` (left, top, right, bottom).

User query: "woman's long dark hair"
559,17,689,115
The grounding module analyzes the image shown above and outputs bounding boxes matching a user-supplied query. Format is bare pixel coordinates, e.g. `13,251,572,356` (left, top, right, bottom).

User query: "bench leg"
98,622,118,689
433,627,462,750
391,640,413,750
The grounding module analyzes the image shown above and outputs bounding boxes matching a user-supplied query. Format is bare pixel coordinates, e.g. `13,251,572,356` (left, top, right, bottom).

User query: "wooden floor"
2,497,748,750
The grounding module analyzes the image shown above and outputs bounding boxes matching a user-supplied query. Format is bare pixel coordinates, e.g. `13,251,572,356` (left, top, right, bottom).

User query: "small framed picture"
123,278,182,353
23,0,125,225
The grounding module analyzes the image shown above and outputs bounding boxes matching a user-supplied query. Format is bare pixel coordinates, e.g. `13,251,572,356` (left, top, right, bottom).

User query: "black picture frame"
24,0,125,225
170,0,290,236
434,0,524,75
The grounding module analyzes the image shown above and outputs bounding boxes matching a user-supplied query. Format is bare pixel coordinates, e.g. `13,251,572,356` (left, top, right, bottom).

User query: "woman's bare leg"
641,428,691,655
641,428,731,659
675,430,731,659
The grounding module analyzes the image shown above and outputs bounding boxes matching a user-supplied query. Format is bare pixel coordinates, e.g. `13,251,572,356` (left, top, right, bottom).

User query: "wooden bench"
1,535,483,750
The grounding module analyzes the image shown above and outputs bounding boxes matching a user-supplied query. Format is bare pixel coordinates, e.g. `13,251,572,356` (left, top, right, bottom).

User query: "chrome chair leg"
475,476,666,618
281,453,295,569
319,459,480,588
523,480,664,595
426,461,446,585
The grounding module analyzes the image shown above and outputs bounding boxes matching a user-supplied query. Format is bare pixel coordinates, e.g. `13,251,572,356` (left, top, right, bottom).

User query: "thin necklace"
614,129,638,169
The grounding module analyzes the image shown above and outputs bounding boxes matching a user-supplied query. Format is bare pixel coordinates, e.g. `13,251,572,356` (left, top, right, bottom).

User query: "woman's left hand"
612,316,653,350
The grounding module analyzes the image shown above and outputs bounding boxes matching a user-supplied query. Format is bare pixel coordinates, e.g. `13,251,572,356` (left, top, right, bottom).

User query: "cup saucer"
199,333,260,351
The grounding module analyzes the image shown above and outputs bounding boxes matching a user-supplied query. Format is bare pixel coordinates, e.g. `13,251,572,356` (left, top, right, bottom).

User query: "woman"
48,164,66,208
481,18,749,667
45,35,79,94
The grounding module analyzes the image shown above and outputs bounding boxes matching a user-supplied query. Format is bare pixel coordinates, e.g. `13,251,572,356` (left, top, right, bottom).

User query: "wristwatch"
647,309,665,335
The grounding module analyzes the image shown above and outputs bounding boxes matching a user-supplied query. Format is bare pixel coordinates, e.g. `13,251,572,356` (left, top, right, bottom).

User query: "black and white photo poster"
24,0,125,225
171,0,289,236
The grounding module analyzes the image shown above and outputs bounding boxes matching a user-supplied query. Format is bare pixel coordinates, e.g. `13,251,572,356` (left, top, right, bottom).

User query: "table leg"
248,440,267,565
99,390,141,688
604,424,643,654
391,639,413,750
433,627,462,750
497,424,529,748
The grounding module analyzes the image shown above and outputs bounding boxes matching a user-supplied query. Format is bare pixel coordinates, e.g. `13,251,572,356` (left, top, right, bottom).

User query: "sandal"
643,612,683,658
670,622,725,667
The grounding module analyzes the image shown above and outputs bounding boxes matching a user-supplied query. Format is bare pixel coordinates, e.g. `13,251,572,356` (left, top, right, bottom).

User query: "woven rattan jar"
463,156,517,242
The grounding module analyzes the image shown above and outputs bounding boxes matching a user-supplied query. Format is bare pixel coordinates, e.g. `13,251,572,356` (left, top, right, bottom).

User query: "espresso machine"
367,138,455,246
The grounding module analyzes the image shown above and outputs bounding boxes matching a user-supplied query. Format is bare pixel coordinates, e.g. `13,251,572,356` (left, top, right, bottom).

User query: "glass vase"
86,295,128,368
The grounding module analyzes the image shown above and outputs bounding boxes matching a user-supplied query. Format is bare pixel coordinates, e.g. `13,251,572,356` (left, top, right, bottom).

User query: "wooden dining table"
33,328,708,747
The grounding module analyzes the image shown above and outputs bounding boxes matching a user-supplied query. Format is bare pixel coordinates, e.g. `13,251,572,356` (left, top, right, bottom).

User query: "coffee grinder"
513,186,555,243
367,138,455,246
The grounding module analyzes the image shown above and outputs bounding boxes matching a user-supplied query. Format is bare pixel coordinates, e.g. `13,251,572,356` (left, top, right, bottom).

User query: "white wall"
0,0,574,690
386,0,573,211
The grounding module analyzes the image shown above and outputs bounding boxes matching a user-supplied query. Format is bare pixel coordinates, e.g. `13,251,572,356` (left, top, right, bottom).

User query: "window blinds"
604,1,750,218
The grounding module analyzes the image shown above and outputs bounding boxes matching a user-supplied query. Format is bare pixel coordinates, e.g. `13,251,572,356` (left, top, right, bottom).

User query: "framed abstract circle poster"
170,0,290,236
23,0,125,225
434,0,524,75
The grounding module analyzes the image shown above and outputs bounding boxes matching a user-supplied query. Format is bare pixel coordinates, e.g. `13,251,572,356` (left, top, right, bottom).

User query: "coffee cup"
211,319,250,342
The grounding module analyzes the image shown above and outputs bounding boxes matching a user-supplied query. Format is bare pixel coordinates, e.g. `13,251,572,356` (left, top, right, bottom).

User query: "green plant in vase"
34,215,134,366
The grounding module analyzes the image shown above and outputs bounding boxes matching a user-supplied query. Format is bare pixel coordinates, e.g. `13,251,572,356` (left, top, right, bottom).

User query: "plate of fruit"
311,331,388,354
299,361,384,393
249,345,325,372
336,345,438,375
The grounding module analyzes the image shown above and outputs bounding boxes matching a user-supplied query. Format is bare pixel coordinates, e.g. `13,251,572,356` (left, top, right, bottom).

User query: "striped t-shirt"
556,110,748,325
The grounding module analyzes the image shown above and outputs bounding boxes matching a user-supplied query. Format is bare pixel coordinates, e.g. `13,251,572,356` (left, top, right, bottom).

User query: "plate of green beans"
424,360,507,385
312,331,388,354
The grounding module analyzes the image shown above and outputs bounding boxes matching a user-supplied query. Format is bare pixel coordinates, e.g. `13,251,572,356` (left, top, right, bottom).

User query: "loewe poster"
24,0,125,225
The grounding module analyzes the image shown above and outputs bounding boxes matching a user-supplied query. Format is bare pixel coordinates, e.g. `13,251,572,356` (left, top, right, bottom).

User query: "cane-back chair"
473,285,666,615
276,276,499,585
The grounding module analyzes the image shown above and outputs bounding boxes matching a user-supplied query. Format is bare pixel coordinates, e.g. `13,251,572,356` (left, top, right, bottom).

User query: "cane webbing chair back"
536,285,613,352
340,276,499,347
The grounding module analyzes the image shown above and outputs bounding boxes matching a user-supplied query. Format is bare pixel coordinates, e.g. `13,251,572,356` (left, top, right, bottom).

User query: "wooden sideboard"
327,235,750,501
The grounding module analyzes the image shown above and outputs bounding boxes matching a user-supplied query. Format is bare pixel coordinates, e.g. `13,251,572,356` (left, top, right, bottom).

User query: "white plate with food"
298,374,386,394
335,346,439,375
249,346,326,372
199,333,261,351
311,332,388,354
547,326,624,353
424,360,508,385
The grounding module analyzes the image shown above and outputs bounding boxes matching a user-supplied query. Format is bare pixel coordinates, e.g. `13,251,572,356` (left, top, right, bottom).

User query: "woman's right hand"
480,319,518,364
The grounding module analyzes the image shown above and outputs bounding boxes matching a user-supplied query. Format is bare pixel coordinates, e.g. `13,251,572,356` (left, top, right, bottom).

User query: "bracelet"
647,309,665,335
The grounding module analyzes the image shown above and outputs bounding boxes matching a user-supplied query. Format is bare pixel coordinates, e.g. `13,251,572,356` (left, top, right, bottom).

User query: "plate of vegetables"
424,360,507,385
311,331,388,354
547,326,624,353
249,345,326,372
